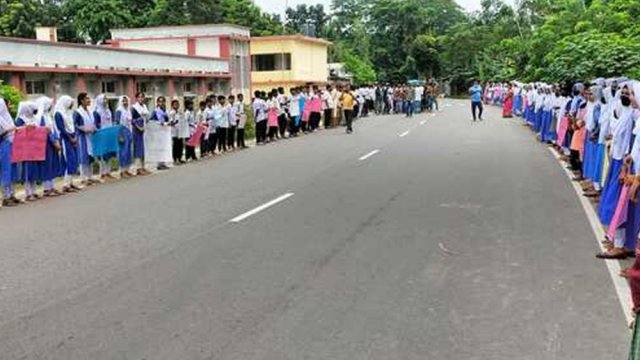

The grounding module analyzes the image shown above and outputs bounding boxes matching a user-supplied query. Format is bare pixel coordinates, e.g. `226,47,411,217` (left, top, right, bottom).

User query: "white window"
25,80,46,95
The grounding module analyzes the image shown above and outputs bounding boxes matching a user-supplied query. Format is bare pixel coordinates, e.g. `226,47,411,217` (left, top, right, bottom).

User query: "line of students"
0,84,363,208
0,91,251,207
487,79,640,356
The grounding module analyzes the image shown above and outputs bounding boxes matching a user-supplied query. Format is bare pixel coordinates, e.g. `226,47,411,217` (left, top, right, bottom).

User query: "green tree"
0,82,24,118
0,0,40,38
64,0,132,43
285,4,328,37
410,34,440,78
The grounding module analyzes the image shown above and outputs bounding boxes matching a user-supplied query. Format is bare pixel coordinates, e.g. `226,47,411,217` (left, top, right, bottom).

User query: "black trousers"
200,134,209,155
172,137,184,163
344,109,354,131
309,112,321,131
217,127,227,152
323,109,332,128
570,149,582,174
227,126,236,148
185,145,197,160
208,133,217,154
471,101,483,121
268,126,278,141
237,128,246,148
301,121,308,133
278,114,287,137
256,121,267,144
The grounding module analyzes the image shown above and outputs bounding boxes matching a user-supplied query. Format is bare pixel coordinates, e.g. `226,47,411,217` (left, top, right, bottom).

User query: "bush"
0,82,24,117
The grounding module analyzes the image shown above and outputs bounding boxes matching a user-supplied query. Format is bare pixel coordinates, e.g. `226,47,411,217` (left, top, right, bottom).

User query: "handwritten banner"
11,127,48,163
144,121,172,163
92,125,122,158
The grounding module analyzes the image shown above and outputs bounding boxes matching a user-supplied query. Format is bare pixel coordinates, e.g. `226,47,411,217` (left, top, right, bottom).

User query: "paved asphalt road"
0,100,630,359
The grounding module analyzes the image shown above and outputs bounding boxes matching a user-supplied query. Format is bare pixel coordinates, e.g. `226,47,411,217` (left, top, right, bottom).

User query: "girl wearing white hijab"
131,92,150,175
0,98,20,206
114,95,135,177
73,92,98,185
54,95,80,192
93,94,117,180
35,96,63,197
15,101,42,201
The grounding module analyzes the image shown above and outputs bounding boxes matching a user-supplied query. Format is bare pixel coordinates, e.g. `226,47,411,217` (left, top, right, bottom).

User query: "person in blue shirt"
469,79,484,121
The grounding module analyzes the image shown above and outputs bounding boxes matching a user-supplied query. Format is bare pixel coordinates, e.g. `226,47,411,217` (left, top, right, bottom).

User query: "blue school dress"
131,108,145,160
73,109,95,166
55,112,77,176
115,110,133,168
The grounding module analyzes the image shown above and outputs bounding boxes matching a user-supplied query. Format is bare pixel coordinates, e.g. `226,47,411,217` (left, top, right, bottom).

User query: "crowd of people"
478,77,640,350
0,80,444,209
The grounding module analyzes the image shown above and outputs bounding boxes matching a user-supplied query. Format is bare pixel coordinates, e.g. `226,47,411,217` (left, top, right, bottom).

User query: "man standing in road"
469,79,484,121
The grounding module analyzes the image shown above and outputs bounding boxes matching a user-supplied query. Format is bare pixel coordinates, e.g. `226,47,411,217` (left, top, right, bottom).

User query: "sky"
253,0,486,17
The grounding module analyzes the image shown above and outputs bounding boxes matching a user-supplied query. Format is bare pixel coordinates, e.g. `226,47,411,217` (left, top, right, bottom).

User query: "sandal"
596,249,630,259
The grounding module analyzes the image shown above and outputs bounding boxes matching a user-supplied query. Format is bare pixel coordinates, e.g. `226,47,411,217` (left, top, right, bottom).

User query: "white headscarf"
35,96,54,130
0,98,15,139
93,94,113,128
54,95,75,134
17,101,38,126
116,95,132,128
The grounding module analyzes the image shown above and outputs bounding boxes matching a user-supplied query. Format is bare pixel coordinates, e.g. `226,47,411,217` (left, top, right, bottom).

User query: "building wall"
0,38,229,74
250,38,329,91
195,38,221,58
118,38,187,55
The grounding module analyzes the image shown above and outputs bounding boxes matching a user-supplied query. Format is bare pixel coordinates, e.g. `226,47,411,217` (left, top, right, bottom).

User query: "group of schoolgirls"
0,91,250,207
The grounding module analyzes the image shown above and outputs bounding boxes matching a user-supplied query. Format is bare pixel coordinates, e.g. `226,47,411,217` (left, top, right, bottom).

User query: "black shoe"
157,164,170,170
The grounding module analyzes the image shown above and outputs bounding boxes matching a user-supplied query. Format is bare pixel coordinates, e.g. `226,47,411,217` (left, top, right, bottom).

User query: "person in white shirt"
253,91,268,145
227,95,238,150
277,88,288,138
184,99,198,161
214,95,229,153
322,85,335,128
205,95,217,156
168,98,185,164
236,94,248,149
289,88,301,136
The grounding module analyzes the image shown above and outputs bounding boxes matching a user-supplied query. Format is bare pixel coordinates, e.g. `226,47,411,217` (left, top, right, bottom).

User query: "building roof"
0,36,230,76
111,23,250,40
251,35,332,47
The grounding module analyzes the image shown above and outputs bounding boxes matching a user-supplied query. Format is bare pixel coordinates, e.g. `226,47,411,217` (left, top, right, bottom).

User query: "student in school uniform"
213,95,228,153
267,90,280,142
15,101,44,200
93,94,117,180
0,98,20,206
169,98,186,164
184,99,198,161
73,93,98,185
149,96,170,170
227,95,237,151
322,85,335,129
253,91,267,145
196,100,209,158
114,95,136,178
131,92,150,175
54,96,81,192
36,97,64,197
300,88,311,133
206,95,218,156
289,88,301,136
236,94,248,149
277,87,288,138
309,85,323,132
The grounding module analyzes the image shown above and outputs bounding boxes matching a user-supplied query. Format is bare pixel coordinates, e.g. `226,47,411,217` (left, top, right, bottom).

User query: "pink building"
0,25,250,104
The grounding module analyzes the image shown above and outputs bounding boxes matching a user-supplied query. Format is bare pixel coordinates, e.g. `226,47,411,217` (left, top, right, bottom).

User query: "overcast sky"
253,0,487,17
